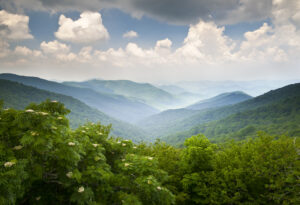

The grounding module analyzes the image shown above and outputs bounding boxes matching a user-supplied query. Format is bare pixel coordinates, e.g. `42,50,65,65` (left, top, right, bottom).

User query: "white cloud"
155,38,172,49
14,46,42,57
123,30,138,38
55,11,109,44
0,10,33,40
40,40,70,54
175,21,235,63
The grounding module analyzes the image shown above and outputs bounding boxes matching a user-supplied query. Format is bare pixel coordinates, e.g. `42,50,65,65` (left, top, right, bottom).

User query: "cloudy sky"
0,0,299,83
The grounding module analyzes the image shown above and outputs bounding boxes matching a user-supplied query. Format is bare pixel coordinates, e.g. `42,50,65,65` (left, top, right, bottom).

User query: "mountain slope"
64,79,178,110
0,79,148,141
164,95,300,145
186,91,252,110
0,74,158,123
138,83,300,138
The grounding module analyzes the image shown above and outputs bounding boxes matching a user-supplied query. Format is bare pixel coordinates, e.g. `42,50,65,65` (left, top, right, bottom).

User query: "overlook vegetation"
0,101,299,204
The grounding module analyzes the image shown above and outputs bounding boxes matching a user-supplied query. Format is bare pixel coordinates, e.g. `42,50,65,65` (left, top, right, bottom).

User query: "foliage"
0,100,174,204
0,100,299,204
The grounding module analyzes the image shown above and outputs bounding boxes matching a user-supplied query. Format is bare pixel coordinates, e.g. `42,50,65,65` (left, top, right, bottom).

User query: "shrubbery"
0,100,299,204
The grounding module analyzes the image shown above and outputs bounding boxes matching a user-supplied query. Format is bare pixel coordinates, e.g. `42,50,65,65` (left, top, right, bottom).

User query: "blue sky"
20,8,267,51
0,0,299,83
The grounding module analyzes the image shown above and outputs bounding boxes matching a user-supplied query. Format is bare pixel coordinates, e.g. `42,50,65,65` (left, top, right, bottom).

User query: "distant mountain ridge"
63,79,178,110
0,74,158,123
0,79,148,141
186,91,252,110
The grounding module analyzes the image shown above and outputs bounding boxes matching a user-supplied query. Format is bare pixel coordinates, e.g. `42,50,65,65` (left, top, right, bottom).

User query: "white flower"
25,109,34,113
92,143,99,147
39,112,48,115
36,196,41,201
98,132,103,135
51,100,58,103
66,172,73,178
157,186,162,190
57,117,63,120
133,146,137,149
117,141,121,144
124,163,130,167
122,143,126,147
13,145,23,150
81,130,86,133
4,161,15,167
122,159,125,162
68,142,75,146
148,157,153,160
31,131,38,136
78,186,84,193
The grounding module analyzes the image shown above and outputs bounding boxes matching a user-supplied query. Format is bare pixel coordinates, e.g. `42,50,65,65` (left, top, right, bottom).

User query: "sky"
0,0,299,83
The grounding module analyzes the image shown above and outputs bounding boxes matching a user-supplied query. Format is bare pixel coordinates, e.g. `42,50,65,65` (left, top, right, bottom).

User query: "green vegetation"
0,79,147,141
0,74,158,123
0,101,299,204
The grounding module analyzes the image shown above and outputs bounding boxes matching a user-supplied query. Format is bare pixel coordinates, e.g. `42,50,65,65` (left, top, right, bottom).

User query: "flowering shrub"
0,100,174,204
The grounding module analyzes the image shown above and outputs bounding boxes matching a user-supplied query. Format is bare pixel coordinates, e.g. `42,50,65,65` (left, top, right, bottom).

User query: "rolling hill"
0,79,148,141
63,79,178,110
0,74,158,123
186,91,252,110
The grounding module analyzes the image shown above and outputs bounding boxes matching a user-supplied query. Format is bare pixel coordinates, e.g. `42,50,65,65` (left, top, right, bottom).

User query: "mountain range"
0,74,159,123
0,73,299,144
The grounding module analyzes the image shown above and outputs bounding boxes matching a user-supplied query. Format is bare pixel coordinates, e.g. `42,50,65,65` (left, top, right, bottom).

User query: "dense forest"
0,100,299,204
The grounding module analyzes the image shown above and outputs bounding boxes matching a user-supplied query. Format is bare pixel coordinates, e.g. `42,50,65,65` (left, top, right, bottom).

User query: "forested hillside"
0,79,147,141
0,101,299,204
165,95,300,145
0,74,158,123
139,83,300,138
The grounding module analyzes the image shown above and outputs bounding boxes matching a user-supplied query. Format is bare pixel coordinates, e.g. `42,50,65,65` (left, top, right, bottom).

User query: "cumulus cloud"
0,10,33,40
40,40,70,54
55,11,109,43
123,30,138,38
